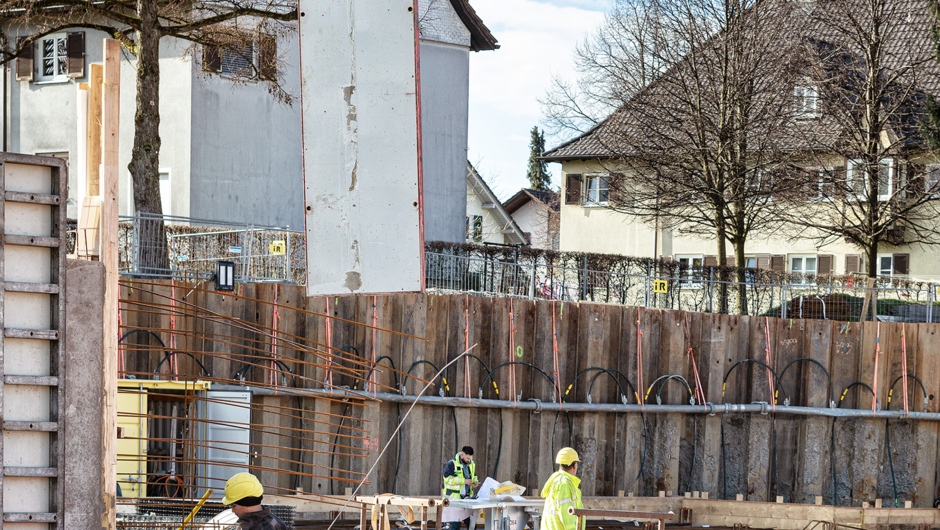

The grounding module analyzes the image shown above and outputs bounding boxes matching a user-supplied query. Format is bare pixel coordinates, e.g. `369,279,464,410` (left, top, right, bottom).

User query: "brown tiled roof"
503,188,560,214
450,0,499,51
543,0,940,161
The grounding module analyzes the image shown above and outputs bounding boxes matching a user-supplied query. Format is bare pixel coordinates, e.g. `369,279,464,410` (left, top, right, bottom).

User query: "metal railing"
425,251,940,322
68,213,307,284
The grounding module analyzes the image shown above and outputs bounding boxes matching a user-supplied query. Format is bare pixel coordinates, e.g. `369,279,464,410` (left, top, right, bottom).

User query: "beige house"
542,1,940,282
541,156,940,280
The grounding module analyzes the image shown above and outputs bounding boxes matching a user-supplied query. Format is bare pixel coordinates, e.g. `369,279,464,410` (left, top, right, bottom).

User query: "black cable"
406,359,460,472
119,328,212,378
777,358,835,504
884,373,928,507
721,358,789,500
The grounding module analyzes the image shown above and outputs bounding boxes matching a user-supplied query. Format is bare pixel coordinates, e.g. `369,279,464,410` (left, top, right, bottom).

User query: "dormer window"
793,85,818,117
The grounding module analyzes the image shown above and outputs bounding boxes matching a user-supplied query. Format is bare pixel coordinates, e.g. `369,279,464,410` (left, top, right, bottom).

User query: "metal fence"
426,251,940,322
69,214,307,284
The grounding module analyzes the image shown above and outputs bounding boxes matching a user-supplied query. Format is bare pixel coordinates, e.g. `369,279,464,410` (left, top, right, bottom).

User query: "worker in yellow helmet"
222,472,287,530
540,447,584,530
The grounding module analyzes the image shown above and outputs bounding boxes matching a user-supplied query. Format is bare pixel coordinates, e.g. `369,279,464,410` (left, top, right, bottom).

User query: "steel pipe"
212,384,940,421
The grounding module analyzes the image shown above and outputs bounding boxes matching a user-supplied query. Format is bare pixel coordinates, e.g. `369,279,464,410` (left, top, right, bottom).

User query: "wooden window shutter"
703,256,718,267
565,174,582,205
833,165,847,199
67,31,84,77
724,255,735,267
892,253,909,275
608,173,624,206
845,254,860,274
258,34,276,81
771,255,785,272
756,254,771,270
817,254,833,275
15,36,33,81
203,44,221,73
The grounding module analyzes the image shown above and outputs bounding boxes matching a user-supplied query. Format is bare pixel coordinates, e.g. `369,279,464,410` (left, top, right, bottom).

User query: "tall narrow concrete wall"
63,259,105,527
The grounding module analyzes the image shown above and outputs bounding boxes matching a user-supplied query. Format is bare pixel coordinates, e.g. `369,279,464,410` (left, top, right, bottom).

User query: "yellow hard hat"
556,447,579,466
222,472,264,505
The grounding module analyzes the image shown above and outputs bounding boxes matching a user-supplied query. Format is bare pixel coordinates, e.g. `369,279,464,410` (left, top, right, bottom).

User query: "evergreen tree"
925,0,940,149
526,127,552,191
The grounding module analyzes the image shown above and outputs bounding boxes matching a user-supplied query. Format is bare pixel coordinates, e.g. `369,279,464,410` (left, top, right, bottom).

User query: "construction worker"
442,446,480,530
222,472,288,530
541,447,584,530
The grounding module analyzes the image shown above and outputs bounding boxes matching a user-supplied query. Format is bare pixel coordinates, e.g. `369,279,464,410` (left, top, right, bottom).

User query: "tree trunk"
865,241,879,278
715,216,729,314
128,0,169,274
734,239,747,315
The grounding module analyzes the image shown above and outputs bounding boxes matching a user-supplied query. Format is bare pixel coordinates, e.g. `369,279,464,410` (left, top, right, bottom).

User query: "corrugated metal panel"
197,391,251,499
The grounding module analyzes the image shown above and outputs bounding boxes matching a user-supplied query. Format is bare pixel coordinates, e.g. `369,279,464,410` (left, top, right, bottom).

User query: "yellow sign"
269,240,286,255
653,280,669,293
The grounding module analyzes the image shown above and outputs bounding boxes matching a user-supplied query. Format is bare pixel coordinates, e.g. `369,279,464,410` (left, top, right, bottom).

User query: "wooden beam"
86,64,103,197
100,38,121,530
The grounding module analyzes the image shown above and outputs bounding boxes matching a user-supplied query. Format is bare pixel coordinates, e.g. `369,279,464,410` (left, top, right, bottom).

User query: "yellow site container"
117,379,211,498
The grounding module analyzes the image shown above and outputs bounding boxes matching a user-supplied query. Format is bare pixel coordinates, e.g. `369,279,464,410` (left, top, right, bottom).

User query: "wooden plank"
86,63,103,196
3,191,61,205
4,234,61,248
100,37,121,530
3,282,60,294
3,328,60,340
914,323,940,506
3,421,58,432
3,375,58,386
795,319,833,504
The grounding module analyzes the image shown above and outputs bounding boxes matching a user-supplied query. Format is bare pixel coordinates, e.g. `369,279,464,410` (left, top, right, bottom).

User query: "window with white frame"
793,85,819,117
804,167,834,200
847,159,893,200
676,254,704,287
790,254,817,283
878,254,893,277
36,33,68,82
583,175,609,205
202,34,277,80
926,164,940,197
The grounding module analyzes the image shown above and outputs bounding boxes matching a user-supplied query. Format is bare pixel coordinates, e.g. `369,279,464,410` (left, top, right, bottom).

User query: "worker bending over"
442,446,480,530
541,447,585,530
222,472,287,530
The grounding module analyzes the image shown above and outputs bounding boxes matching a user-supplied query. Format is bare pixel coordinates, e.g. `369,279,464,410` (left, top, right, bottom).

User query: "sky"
466,0,611,200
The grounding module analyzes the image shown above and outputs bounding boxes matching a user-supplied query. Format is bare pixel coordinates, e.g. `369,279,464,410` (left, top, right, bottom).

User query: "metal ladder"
0,153,68,527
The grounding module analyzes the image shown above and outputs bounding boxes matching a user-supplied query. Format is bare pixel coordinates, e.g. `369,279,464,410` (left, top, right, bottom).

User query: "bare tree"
543,0,810,312
2,0,297,271
776,0,940,278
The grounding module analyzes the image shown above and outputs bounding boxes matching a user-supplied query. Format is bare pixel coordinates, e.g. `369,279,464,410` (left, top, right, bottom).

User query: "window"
203,34,277,80
804,167,834,200
847,159,893,200
790,254,817,283
877,253,909,278
466,215,483,243
37,34,68,82
794,85,819,117
926,164,940,197
583,175,609,205
159,171,171,216
676,254,704,287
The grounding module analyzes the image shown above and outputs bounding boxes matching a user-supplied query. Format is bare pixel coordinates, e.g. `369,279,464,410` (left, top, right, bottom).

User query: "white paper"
477,477,501,499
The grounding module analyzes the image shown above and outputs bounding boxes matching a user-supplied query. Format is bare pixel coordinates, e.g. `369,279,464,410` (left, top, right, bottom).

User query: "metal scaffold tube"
212,384,940,421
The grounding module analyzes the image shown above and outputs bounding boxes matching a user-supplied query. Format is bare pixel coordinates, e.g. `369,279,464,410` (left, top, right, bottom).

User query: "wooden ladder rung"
4,328,60,340
4,191,61,205
3,375,59,386
3,512,58,523
3,421,59,432
4,282,59,294
3,466,58,477
4,234,60,248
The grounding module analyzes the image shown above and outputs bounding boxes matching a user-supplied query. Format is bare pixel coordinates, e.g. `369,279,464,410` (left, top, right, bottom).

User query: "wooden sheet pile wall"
118,283,940,507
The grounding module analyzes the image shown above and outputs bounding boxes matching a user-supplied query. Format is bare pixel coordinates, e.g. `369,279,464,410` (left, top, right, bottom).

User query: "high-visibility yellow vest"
443,454,477,499
540,470,584,530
